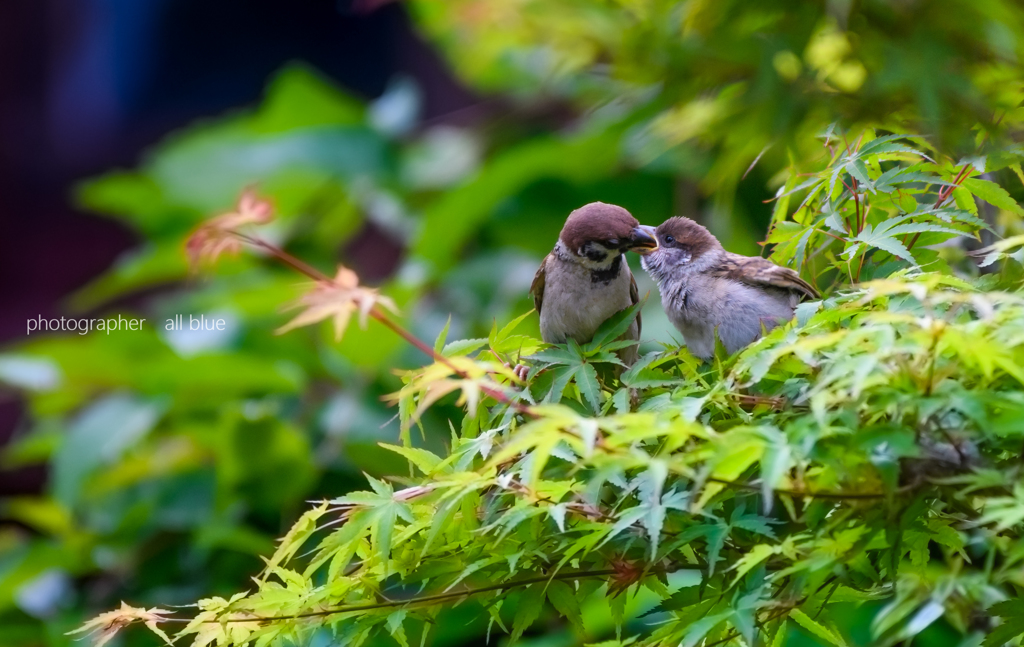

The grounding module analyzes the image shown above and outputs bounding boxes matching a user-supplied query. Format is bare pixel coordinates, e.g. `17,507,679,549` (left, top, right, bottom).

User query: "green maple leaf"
984,599,1024,647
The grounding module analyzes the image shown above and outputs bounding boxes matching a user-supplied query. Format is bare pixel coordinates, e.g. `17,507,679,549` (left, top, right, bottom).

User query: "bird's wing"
711,253,820,300
629,268,643,339
530,254,550,314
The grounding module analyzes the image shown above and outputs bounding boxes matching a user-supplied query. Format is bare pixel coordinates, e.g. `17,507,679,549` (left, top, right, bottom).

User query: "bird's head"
637,216,722,282
557,202,658,269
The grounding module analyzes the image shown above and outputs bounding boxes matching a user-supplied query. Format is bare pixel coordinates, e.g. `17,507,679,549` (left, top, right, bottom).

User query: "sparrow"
638,216,819,360
530,202,658,367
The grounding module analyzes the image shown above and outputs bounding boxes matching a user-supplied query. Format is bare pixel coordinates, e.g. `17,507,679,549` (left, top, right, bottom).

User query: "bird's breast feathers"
538,254,634,344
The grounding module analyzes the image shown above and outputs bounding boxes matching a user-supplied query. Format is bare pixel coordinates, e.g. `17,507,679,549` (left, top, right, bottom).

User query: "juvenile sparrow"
531,202,657,366
638,216,819,360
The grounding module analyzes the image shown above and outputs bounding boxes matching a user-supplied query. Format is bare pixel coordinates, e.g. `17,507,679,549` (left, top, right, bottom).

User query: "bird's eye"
664,235,675,244
607,238,620,247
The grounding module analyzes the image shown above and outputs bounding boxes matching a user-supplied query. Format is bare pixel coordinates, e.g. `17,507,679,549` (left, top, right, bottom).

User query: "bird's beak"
629,225,659,255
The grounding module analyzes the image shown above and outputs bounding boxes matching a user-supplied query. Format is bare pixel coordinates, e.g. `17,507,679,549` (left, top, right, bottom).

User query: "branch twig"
164,568,621,625
233,230,538,419
706,476,889,500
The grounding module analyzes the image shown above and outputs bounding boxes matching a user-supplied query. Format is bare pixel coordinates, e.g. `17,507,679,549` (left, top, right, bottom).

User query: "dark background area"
0,0,474,495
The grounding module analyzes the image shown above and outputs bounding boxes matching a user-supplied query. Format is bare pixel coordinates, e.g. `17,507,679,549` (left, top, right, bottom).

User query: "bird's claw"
513,363,530,382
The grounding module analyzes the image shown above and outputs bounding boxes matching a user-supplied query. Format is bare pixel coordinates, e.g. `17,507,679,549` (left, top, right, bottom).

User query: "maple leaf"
186,188,274,268
67,601,173,647
277,266,399,341
181,610,263,647
984,598,1024,647
385,355,516,430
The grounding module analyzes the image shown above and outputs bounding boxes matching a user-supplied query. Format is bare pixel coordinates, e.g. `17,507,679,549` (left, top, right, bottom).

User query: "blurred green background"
1,0,1023,645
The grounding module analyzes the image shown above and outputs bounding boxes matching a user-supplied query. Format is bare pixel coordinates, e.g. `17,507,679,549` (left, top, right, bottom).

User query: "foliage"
0,63,571,644
411,0,1024,238
766,129,1024,283
3,3,1024,647
74,127,1024,647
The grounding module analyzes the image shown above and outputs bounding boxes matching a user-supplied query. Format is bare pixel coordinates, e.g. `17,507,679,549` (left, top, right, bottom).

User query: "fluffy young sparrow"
638,216,819,360
531,202,657,366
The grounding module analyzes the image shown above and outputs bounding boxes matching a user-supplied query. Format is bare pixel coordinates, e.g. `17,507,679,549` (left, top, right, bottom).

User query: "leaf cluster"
84,137,1024,647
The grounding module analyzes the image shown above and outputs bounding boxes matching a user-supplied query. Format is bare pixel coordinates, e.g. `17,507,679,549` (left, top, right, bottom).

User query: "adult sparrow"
530,202,657,367
638,216,819,360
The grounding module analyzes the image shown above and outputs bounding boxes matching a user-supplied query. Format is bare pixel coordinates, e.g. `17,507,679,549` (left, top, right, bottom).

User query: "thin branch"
706,476,890,500
854,251,866,283
731,393,786,410
165,568,621,625
232,231,538,419
234,232,332,283
852,177,863,233
840,178,860,235
906,157,972,251
743,144,771,180
922,326,943,397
